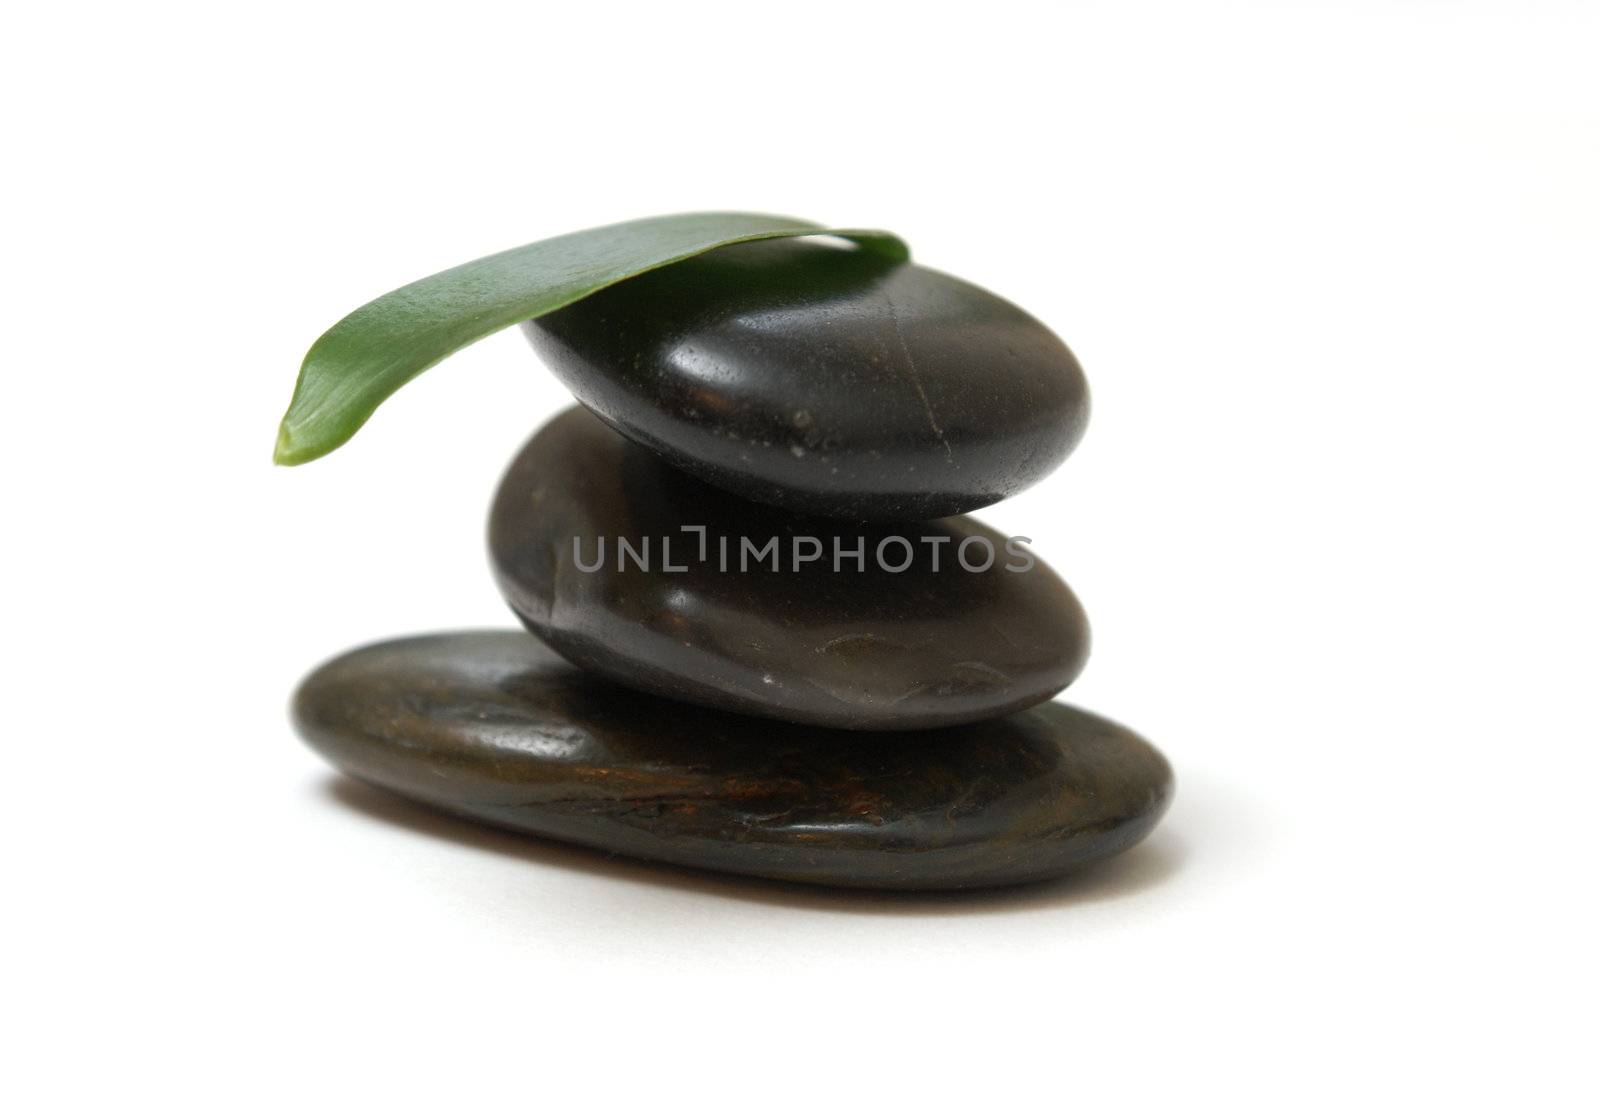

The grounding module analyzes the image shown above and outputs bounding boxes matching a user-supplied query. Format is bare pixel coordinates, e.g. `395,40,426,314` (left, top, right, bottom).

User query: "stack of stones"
294,238,1172,890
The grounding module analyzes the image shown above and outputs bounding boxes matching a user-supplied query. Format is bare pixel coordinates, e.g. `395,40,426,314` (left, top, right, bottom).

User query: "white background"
6,2,1596,1095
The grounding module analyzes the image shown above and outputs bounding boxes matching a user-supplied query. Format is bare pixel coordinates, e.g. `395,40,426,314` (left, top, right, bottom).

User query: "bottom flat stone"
292,631,1174,890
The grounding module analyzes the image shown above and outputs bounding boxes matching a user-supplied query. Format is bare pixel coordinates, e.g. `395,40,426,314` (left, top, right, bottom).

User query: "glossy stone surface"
489,407,1090,731
294,631,1172,890
524,237,1089,521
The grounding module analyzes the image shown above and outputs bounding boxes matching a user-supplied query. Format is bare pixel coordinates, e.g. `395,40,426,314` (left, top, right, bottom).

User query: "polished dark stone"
524,237,1089,521
489,407,1090,731
294,631,1172,890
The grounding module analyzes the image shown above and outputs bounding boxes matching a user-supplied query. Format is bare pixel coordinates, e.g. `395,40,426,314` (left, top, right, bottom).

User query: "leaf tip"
273,420,310,466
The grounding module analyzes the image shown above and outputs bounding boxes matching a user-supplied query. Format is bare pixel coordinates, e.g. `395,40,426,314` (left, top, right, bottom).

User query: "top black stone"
525,237,1089,521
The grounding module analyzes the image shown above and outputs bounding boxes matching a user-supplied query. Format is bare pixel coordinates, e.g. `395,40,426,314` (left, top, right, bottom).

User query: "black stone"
489,407,1090,731
293,631,1173,890
524,237,1089,522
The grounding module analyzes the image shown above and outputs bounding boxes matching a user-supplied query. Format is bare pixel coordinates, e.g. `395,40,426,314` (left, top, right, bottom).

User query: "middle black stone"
490,407,1090,731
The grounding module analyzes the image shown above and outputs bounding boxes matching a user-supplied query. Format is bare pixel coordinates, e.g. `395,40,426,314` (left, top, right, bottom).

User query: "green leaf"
274,212,909,465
